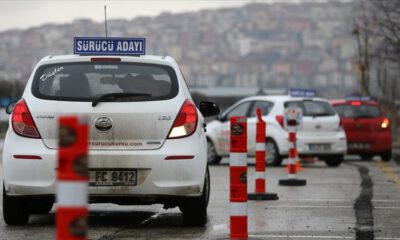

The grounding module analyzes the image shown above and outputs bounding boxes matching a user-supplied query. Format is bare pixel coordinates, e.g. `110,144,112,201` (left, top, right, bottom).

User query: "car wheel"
360,154,373,161
324,155,344,167
181,166,209,226
3,184,30,225
30,199,54,214
207,139,222,165
265,139,282,166
381,151,392,162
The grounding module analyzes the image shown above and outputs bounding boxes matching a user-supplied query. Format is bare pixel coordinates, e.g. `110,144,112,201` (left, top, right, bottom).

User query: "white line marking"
268,205,352,209
375,207,400,210
279,198,351,202
249,235,353,239
249,235,400,240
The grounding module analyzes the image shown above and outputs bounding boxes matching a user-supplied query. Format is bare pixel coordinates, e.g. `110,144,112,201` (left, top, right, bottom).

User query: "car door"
247,101,274,156
216,101,253,156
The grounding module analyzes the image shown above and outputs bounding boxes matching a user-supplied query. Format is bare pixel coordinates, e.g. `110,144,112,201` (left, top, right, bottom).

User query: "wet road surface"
1,156,400,240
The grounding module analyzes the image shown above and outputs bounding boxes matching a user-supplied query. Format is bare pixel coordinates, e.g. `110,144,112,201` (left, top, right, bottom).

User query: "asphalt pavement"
0,154,400,239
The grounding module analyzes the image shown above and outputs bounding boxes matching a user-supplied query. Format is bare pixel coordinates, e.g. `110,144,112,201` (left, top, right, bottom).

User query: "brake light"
351,101,361,106
381,118,389,129
12,99,41,138
276,115,284,128
168,100,198,139
90,57,121,62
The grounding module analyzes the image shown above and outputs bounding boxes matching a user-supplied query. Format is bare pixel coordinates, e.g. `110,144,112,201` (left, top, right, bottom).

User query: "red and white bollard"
279,129,306,186
57,116,89,240
248,108,278,200
230,116,248,239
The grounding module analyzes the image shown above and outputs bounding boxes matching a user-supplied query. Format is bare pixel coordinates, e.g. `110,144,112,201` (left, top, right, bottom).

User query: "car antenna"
104,3,108,37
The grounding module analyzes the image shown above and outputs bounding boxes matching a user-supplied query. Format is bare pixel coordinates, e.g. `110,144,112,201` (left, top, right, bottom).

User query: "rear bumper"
346,131,392,154
3,130,207,198
277,132,347,156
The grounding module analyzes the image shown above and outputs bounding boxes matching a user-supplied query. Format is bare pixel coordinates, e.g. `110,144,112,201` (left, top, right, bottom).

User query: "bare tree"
353,0,372,95
360,0,400,135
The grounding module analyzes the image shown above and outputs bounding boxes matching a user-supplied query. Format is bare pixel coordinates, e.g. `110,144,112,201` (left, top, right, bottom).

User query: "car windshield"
334,104,381,118
284,100,336,117
32,62,178,102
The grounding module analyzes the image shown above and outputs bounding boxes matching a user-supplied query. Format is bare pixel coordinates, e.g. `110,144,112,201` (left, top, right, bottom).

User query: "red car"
331,99,392,161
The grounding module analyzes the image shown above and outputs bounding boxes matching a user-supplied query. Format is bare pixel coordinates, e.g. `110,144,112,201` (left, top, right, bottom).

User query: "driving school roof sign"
74,37,145,55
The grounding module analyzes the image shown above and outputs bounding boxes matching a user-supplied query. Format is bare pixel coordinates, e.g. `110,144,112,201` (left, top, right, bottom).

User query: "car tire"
3,184,30,225
207,139,222,165
324,155,344,167
30,199,54,214
181,166,209,227
265,139,282,166
381,151,392,162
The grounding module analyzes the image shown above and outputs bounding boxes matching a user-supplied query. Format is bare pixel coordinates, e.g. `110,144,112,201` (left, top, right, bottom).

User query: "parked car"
2,52,219,226
206,95,347,167
331,99,392,161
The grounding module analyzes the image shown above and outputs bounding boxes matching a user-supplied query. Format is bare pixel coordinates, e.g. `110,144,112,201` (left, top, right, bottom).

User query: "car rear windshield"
284,100,336,117
32,62,178,101
333,104,381,118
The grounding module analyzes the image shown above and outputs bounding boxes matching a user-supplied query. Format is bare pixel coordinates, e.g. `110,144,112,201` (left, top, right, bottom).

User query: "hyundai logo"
94,117,113,132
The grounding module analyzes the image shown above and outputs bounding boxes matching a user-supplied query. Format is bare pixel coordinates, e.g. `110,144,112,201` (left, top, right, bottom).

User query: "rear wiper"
92,92,151,107
310,113,333,118
355,115,374,119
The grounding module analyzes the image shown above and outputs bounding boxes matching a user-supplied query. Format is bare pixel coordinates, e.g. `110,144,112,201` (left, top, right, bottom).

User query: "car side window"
249,101,273,117
225,102,252,120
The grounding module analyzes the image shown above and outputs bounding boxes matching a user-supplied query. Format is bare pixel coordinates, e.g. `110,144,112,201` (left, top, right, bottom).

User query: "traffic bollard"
57,116,89,240
230,116,248,239
279,129,306,186
248,108,278,201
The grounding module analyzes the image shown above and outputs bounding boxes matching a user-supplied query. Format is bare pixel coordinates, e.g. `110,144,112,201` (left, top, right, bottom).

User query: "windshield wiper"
92,92,151,107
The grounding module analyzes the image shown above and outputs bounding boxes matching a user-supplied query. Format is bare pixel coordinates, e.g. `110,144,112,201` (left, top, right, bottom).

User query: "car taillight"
12,99,41,138
276,115,284,128
168,100,198,139
381,118,389,129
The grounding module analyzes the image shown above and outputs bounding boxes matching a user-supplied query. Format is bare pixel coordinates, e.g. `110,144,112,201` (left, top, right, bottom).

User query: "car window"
285,100,335,117
32,62,178,102
334,104,381,118
225,102,252,120
249,101,273,117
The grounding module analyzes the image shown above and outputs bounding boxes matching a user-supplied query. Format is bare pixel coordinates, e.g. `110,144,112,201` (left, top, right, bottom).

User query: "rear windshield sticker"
94,65,119,70
40,67,64,82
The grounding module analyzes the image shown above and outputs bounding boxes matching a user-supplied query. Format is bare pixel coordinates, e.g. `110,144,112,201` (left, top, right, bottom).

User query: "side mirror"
199,101,220,117
6,101,17,114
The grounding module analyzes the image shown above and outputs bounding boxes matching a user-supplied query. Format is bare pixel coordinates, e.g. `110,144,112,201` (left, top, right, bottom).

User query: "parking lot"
1,150,400,240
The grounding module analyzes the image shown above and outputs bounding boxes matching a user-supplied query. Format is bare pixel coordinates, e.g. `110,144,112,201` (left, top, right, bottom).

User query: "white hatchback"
2,54,219,226
206,95,347,166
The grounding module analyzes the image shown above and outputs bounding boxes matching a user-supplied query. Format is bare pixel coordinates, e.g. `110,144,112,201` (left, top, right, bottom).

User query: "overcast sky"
0,0,350,32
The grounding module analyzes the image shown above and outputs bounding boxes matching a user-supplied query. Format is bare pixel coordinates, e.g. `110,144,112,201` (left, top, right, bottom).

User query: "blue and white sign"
290,88,316,98
74,37,146,55
345,95,371,101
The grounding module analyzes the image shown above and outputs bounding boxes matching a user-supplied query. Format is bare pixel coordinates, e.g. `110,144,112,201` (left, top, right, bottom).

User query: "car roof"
37,54,177,66
239,95,330,103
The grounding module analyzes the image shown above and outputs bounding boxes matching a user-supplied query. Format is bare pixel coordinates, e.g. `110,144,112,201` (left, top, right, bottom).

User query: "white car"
2,54,219,226
206,95,347,167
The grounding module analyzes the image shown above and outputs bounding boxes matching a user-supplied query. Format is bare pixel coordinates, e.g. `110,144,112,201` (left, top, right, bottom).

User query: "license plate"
348,142,371,149
89,170,137,186
309,143,331,151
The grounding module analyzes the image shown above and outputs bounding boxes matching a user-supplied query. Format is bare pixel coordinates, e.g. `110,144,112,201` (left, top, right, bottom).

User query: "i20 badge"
94,117,113,132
